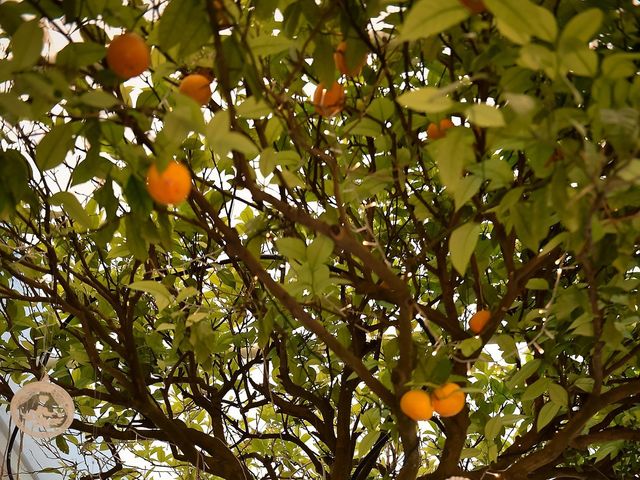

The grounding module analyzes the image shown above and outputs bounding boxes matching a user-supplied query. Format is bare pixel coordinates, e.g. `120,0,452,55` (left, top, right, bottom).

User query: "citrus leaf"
485,0,557,43
307,236,334,269
548,383,568,408
449,222,481,275
537,401,560,431
507,359,542,389
559,8,603,47
49,192,94,230
128,280,174,311
521,377,551,401
36,123,76,171
465,104,505,127
397,87,454,114
399,0,469,42
10,20,43,70
275,237,306,263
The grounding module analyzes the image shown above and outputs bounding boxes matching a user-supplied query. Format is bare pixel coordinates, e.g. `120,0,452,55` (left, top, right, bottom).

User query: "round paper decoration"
10,377,74,438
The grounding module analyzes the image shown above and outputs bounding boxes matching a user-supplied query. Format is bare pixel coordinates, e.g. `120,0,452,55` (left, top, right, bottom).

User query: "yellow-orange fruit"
106,33,150,80
146,161,192,205
313,81,345,117
469,309,491,334
334,40,367,77
427,118,455,140
459,0,487,14
400,390,433,421
431,383,466,417
178,74,212,106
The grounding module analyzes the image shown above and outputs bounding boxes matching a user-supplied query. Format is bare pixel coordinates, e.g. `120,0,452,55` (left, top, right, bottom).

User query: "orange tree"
0,1,639,479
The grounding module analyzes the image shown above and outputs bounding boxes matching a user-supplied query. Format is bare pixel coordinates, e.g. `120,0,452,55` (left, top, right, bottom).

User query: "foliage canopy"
0,0,639,479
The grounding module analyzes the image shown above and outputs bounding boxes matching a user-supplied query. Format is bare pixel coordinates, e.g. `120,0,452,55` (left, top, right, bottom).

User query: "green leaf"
521,377,551,401
469,157,513,190
465,104,505,127
506,359,541,390
458,336,483,356
248,35,293,57
559,8,603,47
396,87,454,114
79,90,119,108
357,430,380,458
485,416,501,442
50,192,94,230
306,236,334,269
573,377,594,393
454,176,482,211
128,280,174,311
275,237,306,263
485,0,557,43
537,401,560,431
449,222,481,275
314,36,336,86
156,0,211,57
56,41,106,70
55,434,70,455
206,112,258,157
399,0,469,42
10,20,43,70
236,97,272,118
36,123,77,171
560,47,598,77
548,383,568,408
525,278,549,290
366,97,396,122
518,44,557,78
601,53,640,80
429,127,476,193
125,215,149,261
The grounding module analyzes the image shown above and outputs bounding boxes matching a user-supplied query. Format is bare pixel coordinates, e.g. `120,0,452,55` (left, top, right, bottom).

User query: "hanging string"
0,415,11,478
15,430,24,480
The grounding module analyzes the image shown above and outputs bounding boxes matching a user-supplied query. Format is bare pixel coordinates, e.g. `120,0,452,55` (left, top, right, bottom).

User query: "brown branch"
570,426,640,449
190,189,396,407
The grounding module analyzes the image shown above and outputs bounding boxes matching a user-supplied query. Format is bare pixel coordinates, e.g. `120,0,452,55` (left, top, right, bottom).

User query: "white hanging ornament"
10,375,74,438
445,477,471,480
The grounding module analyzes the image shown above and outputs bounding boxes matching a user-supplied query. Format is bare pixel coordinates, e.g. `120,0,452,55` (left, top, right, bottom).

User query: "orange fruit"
334,40,367,77
178,74,212,106
469,309,491,334
427,118,455,140
313,81,345,117
459,0,487,13
431,383,466,417
106,33,150,80
146,161,192,205
400,390,433,421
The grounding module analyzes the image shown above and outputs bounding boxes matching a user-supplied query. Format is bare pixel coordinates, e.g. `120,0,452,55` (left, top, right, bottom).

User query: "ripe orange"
459,0,487,13
469,309,491,334
106,32,150,80
146,161,192,205
427,118,455,140
400,390,433,421
178,74,212,106
313,81,345,117
334,40,367,77
431,383,466,417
